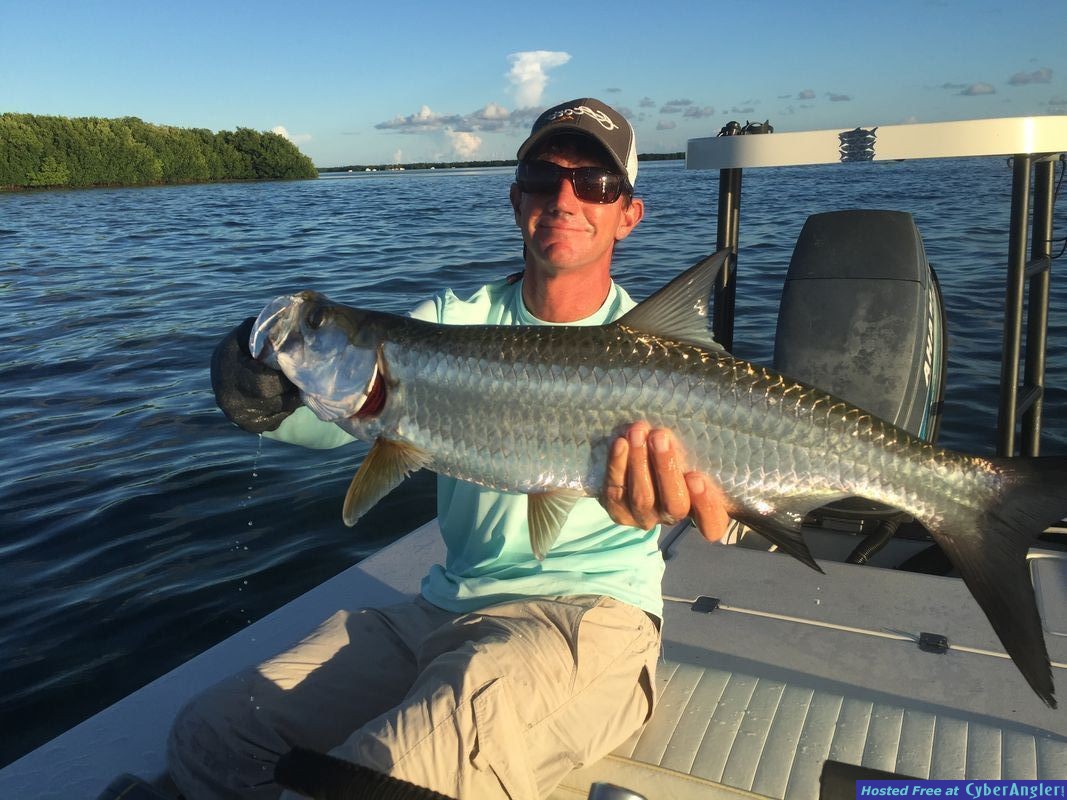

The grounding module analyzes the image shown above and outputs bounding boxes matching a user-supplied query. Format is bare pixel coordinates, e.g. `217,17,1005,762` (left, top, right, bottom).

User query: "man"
169,98,728,799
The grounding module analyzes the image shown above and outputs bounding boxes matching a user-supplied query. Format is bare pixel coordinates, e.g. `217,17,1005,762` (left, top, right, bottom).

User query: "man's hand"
601,422,730,542
210,317,302,434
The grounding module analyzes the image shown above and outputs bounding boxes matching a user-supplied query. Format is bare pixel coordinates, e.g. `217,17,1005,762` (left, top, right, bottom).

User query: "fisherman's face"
510,140,643,277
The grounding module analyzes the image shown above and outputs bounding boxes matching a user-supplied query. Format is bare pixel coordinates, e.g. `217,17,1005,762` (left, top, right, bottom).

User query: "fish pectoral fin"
527,489,583,560
732,508,824,574
342,438,432,527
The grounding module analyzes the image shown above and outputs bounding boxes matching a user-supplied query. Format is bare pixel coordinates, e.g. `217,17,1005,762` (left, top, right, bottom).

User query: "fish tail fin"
928,455,1067,708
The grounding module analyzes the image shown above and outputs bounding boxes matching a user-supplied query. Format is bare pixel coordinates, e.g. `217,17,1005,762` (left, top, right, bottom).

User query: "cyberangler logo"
547,105,619,131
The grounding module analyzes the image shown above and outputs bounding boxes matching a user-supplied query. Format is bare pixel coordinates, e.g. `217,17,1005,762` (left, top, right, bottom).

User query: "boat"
2,115,1065,799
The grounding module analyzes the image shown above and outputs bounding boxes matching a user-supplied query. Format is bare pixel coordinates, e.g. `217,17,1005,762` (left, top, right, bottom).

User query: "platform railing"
997,154,1060,457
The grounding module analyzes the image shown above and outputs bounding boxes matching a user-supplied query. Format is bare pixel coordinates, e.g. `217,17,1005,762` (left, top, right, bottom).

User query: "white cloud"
271,125,312,145
393,149,403,164
684,106,717,118
1009,67,1052,85
797,89,815,100
960,82,996,96
656,120,677,130
376,105,463,131
507,51,571,108
480,102,510,120
446,129,482,159
660,98,693,114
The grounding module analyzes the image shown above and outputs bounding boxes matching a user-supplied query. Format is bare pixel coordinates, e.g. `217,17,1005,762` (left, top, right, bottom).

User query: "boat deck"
3,520,1065,799
554,525,1067,798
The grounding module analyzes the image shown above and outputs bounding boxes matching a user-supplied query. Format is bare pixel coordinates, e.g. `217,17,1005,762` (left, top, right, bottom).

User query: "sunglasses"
515,160,631,204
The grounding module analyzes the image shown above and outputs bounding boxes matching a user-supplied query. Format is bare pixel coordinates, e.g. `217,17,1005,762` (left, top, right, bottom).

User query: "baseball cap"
517,98,638,188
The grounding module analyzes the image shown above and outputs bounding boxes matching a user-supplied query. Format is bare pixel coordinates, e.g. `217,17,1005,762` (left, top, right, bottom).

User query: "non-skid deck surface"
557,527,1067,799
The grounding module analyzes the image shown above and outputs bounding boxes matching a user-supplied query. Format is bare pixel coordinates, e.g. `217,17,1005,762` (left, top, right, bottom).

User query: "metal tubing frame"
996,155,1032,457
713,168,742,351
1021,158,1055,456
997,155,1057,456
708,151,1058,456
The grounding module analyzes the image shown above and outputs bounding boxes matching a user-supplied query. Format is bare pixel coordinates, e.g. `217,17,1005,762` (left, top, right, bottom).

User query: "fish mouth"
248,291,386,422
250,293,306,366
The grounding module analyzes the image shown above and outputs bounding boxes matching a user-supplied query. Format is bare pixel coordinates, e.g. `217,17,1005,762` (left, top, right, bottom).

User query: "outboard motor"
772,210,947,563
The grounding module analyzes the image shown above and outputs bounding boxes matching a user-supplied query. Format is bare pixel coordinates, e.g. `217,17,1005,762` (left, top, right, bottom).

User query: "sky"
2,0,1065,168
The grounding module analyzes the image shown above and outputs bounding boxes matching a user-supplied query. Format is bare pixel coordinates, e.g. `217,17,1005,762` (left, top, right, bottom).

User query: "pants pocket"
470,677,539,800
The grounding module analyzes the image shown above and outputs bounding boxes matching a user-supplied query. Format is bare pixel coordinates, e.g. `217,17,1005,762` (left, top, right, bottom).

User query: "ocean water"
1,158,1065,767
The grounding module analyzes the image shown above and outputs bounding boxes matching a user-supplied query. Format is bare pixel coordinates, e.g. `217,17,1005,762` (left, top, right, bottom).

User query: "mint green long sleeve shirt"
265,276,665,616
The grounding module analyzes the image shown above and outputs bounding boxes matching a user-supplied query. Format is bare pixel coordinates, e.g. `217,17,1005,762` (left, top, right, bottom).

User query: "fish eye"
306,305,327,331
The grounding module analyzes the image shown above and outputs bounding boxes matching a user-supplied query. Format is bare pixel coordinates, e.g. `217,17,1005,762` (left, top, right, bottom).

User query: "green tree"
30,155,71,187
0,114,44,187
1,113,318,189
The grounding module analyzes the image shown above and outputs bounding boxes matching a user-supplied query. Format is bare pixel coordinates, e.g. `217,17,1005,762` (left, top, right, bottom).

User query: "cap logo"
546,105,619,131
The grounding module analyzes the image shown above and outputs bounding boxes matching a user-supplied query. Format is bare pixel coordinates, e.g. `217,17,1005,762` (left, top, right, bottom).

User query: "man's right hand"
601,422,730,542
210,317,301,434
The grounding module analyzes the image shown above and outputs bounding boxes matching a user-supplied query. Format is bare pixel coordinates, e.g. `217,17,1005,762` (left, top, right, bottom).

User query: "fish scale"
251,250,1067,706
371,320,986,528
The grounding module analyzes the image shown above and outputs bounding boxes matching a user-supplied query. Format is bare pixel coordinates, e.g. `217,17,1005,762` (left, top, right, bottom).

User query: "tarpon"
249,250,1067,707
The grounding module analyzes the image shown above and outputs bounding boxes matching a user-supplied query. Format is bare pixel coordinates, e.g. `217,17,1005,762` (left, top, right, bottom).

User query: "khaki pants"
167,595,660,800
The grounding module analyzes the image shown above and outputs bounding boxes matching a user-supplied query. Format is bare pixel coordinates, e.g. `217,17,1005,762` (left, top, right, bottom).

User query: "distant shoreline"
1,113,317,191
318,152,685,174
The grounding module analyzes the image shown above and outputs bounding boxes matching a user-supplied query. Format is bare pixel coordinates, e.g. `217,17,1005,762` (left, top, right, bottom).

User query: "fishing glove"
210,316,302,433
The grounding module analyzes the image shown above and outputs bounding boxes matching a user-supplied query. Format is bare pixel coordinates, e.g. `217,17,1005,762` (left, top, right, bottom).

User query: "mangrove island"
0,113,318,190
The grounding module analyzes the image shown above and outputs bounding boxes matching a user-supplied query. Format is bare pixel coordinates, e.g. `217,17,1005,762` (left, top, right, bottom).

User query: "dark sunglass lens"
518,161,561,193
517,161,626,203
573,169,621,203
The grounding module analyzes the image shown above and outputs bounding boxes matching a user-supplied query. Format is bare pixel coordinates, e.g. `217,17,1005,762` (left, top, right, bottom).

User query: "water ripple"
1,158,1064,765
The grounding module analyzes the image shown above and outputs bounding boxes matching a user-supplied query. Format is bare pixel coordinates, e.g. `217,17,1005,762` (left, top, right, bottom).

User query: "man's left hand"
600,422,730,542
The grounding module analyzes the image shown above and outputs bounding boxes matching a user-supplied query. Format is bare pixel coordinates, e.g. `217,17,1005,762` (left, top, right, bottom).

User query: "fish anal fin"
615,249,729,351
342,438,432,527
527,489,583,560
732,508,824,574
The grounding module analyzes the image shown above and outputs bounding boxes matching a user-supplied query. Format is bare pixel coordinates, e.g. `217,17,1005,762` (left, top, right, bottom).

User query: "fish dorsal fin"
343,438,433,526
527,489,584,560
615,249,730,351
